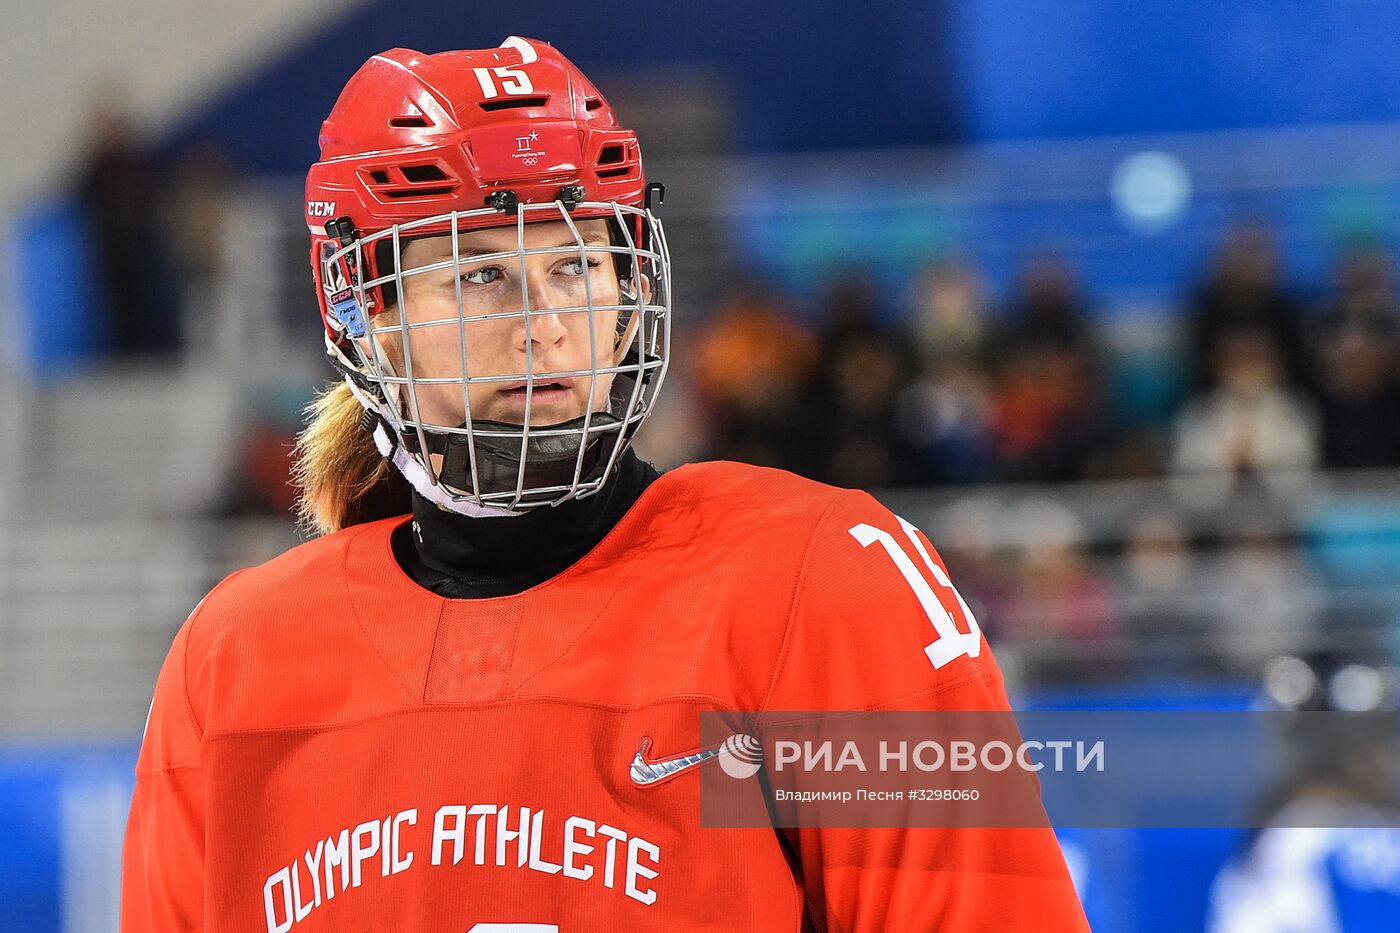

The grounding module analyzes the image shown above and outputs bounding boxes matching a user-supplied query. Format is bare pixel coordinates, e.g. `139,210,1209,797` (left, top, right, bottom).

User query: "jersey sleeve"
121,577,232,933
763,491,1090,932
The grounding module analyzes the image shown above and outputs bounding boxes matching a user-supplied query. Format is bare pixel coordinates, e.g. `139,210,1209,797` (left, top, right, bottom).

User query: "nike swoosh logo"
629,736,725,786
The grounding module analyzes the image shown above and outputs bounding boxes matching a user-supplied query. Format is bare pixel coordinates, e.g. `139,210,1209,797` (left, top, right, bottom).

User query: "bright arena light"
1263,655,1317,709
1110,150,1192,235
1328,663,1387,712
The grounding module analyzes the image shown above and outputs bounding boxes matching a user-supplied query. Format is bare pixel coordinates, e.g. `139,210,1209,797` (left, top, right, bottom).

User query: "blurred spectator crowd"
692,222,1400,492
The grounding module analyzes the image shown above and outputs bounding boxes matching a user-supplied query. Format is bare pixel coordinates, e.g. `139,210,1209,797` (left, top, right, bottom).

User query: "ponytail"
292,381,410,535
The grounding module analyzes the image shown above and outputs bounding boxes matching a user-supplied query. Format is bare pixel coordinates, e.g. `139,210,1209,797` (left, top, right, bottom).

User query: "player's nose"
514,305,568,357
515,308,567,352
514,266,578,352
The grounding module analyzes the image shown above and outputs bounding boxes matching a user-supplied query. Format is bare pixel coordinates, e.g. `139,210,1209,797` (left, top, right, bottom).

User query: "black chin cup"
428,411,624,501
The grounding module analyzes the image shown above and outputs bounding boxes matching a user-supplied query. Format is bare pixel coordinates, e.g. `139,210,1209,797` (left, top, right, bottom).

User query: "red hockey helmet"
304,38,671,514
306,37,653,336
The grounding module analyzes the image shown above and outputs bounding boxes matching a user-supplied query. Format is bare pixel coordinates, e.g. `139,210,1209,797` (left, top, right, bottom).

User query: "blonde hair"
292,381,410,536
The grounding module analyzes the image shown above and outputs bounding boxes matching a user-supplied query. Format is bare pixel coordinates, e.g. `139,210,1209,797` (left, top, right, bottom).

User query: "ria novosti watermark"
696,710,1400,829
769,734,1104,776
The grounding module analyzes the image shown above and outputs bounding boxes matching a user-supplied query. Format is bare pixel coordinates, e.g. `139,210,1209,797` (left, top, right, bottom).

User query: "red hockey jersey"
121,461,1089,931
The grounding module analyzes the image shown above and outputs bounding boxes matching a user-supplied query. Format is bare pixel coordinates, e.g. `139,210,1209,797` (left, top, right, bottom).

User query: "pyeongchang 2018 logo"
513,130,545,167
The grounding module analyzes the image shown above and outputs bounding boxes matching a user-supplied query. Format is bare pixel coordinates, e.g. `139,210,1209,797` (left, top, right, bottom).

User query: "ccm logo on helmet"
307,200,337,218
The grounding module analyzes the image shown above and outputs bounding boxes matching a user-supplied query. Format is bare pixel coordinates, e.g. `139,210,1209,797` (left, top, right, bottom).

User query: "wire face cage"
321,199,671,513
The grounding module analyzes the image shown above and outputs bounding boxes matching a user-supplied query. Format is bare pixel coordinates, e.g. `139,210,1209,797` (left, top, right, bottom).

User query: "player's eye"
460,265,504,286
558,257,602,277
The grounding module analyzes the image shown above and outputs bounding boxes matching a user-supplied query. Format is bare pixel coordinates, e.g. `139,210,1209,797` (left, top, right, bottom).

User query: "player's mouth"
497,378,575,402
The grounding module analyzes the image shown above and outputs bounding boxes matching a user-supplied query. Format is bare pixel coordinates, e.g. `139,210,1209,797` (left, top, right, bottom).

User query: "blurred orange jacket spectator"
692,290,817,412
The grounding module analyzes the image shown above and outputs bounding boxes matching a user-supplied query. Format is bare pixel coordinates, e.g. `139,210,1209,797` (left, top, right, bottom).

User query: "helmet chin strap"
342,376,525,519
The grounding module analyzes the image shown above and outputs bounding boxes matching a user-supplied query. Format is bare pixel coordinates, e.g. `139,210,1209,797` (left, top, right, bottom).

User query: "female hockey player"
122,37,1089,932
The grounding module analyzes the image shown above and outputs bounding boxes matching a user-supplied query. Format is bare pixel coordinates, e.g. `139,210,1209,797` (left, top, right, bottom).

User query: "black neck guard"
390,449,662,599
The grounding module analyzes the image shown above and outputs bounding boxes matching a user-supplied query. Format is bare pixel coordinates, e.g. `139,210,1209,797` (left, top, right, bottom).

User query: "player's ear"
617,271,653,307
